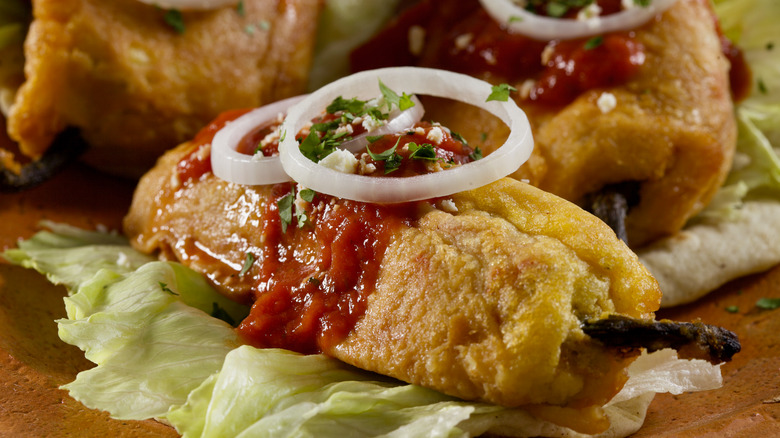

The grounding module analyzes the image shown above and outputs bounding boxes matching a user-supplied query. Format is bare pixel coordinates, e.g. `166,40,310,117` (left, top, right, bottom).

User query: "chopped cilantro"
584,36,604,50
756,297,780,310
295,189,316,228
278,192,294,233
758,78,768,95
508,15,524,23
257,20,270,31
451,131,468,145
469,147,483,161
243,24,256,35
480,132,488,142
299,188,316,203
239,253,254,276
326,96,367,115
725,305,739,313
379,80,415,111
307,277,322,286
236,0,246,17
546,2,569,17
367,137,403,174
211,302,236,326
408,143,438,161
486,83,517,102
159,281,178,296
163,9,185,34
366,135,385,143
633,0,651,6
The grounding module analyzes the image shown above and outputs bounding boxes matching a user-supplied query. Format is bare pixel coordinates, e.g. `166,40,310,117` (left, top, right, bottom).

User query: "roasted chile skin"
353,0,739,247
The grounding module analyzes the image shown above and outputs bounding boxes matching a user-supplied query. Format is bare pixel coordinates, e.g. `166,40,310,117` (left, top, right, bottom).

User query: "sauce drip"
237,185,418,353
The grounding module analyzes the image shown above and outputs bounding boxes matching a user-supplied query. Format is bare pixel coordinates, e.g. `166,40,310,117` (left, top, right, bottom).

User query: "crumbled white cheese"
597,92,617,114
541,42,556,66
414,126,426,136
426,126,445,145
439,199,458,213
621,0,638,10
358,153,377,175
577,3,602,21
519,79,536,100
454,33,474,51
408,25,426,56
335,123,354,136
318,149,358,174
362,115,385,132
482,50,497,66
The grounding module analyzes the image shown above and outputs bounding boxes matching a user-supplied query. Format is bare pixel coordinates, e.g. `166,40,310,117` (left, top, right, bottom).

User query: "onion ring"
134,0,238,11
279,67,533,204
211,95,306,186
479,0,679,41
339,95,425,153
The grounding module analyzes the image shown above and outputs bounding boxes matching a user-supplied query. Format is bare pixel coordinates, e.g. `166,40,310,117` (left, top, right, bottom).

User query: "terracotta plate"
1,163,779,436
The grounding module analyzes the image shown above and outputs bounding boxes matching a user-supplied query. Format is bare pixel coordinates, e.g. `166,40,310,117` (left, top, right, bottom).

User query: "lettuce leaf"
698,0,780,218
4,225,723,437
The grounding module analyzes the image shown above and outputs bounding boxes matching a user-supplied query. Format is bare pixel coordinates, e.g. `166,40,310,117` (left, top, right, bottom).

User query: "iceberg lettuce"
3,224,723,437
698,0,780,218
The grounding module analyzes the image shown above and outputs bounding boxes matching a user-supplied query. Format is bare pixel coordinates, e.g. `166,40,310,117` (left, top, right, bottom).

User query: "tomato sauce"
351,0,749,106
236,185,419,354
176,108,251,184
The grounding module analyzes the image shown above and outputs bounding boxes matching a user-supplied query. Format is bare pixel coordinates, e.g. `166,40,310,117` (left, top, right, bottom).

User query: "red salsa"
237,185,419,353
351,0,749,106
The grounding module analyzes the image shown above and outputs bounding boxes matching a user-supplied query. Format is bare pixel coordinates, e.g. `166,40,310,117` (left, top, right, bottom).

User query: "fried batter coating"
396,0,737,247
125,141,662,431
6,0,320,176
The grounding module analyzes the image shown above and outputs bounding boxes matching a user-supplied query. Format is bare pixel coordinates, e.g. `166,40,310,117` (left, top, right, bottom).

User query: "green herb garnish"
239,253,255,276
367,137,403,174
159,281,178,296
296,189,316,228
163,9,186,34
584,36,604,50
486,83,517,102
469,147,483,161
278,191,294,233
758,78,768,95
408,143,438,161
725,305,739,313
379,80,415,111
756,297,780,310
236,0,246,17
451,131,468,146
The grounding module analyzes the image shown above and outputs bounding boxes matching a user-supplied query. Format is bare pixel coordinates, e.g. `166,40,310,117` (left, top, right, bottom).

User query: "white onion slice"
211,95,306,186
339,95,425,152
135,0,238,10
279,67,533,204
479,0,679,41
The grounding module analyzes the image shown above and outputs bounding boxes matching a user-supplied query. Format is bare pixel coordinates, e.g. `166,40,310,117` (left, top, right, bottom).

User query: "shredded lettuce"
698,0,780,219
3,224,724,437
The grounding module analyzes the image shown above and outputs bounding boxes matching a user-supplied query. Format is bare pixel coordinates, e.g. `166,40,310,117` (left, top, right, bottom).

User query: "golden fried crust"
334,179,660,409
425,0,736,247
125,143,661,416
7,0,320,176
